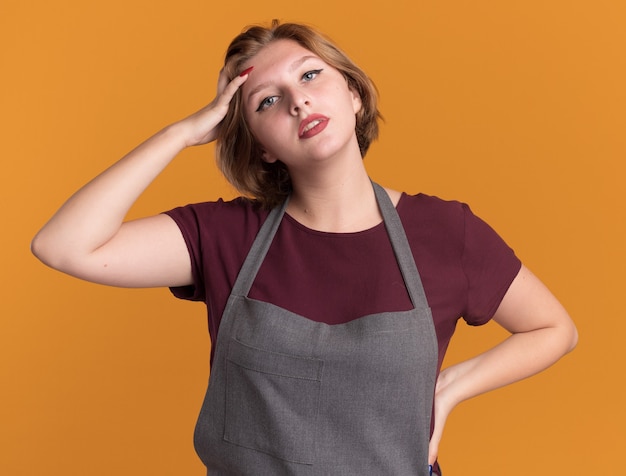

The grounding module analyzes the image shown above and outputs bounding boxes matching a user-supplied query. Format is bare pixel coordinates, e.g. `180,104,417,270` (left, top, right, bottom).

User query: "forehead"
247,39,317,67
241,39,327,102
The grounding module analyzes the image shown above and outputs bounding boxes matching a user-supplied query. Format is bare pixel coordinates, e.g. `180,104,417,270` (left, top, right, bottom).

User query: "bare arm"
428,264,578,464
31,70,250,288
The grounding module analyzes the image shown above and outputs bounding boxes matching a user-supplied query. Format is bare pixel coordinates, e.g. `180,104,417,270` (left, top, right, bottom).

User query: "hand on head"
178,67,252,148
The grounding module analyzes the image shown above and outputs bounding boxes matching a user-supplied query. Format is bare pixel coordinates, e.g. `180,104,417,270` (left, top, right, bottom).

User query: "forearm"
31,122,188,267
437,323,576,411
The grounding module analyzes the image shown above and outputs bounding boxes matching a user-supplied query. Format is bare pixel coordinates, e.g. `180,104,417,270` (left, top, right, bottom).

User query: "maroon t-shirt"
165,192,521,371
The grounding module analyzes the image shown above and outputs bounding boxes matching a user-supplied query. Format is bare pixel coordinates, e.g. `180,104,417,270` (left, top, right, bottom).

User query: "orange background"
2,0,624,474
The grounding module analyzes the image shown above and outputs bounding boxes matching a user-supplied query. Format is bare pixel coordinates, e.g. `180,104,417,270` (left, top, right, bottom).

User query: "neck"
286,159,381,233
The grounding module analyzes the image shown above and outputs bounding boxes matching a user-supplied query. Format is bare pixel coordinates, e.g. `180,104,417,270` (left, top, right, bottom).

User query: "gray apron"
194,183,439,475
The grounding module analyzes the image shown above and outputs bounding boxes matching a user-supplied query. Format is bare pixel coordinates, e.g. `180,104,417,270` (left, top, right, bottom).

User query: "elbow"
31,230,56,268
32,228,101,281
31,230,47,263
31,229,70,271
553,309,578,356
565,319,579,354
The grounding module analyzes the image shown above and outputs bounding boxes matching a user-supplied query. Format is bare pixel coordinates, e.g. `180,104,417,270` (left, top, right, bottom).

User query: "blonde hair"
216,20,381,208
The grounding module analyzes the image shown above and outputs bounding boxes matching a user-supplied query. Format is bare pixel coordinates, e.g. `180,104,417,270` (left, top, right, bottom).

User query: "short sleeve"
163,204,209,302
162,198,269,311
461,204,521,325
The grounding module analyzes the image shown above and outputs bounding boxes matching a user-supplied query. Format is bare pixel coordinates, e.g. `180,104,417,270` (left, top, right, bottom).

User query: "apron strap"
372,182,430,308
230,182,429,309
230,196,290,297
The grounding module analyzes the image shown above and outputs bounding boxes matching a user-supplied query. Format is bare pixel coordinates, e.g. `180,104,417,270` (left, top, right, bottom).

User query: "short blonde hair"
217,20,381,209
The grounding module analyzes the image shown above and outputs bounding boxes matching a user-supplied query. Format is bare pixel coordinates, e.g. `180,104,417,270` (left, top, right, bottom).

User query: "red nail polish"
239,66,254,77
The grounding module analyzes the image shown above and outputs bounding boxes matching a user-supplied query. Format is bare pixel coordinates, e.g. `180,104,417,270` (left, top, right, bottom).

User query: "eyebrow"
246,55,319,102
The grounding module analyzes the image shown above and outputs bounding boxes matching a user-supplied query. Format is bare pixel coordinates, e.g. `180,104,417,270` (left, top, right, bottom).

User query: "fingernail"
429,465,433,476
239,66,254,77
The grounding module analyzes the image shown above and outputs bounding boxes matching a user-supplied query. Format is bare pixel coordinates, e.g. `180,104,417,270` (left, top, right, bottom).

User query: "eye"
302,69,323,82
256,95,278,112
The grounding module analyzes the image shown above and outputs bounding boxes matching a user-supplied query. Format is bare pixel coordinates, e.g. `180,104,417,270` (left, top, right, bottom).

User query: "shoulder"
397,192,514,249
390,192,470,264
164,196,270,230
395,191,515,259
397,192,468,228
162,196,273,256
165,196,266,217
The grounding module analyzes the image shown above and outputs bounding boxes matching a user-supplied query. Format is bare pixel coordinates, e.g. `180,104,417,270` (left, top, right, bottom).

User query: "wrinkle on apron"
194,182,439,476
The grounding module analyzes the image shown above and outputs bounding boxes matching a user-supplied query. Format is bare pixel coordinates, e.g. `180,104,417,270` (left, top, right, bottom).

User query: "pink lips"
298,114,329,139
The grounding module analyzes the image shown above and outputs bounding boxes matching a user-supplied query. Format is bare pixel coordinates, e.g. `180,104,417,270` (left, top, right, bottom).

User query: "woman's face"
240,40,362,170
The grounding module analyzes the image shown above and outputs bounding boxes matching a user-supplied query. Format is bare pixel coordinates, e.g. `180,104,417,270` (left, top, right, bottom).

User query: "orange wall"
2,0,624,474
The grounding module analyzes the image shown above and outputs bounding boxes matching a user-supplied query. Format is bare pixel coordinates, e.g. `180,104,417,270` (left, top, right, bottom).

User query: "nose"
289,89,311,116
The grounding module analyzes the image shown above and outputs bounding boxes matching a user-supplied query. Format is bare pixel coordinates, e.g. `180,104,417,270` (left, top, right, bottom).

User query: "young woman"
32,21,577,476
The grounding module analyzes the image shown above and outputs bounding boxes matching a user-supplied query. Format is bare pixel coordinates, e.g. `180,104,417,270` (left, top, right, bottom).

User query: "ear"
350,86,362,115
254,139,278,164
261,149,278,164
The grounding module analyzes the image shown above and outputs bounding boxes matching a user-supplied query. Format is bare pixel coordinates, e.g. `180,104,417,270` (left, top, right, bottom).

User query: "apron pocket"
224,337,324,465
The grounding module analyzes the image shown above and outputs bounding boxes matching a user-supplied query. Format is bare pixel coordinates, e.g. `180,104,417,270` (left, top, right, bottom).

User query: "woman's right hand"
178,68,251,147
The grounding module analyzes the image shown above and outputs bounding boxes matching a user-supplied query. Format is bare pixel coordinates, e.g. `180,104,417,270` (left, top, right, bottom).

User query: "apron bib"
194,183,438,475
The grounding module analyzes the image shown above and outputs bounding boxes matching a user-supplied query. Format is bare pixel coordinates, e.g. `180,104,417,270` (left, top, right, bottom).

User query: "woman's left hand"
428,368,455,465
427,264,578,466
